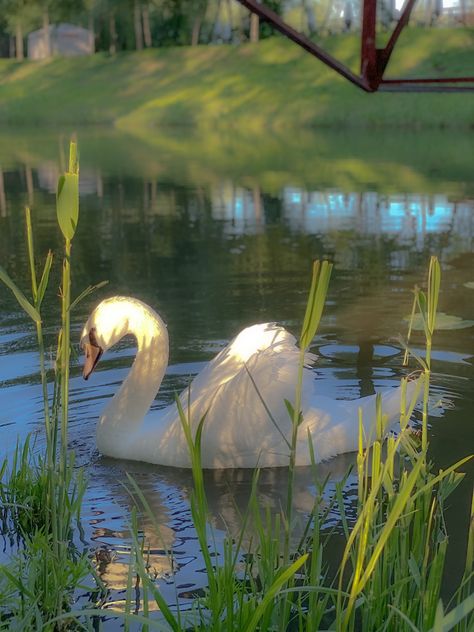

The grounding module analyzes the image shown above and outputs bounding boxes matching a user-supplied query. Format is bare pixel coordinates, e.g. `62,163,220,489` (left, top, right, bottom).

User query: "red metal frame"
236,0,474,92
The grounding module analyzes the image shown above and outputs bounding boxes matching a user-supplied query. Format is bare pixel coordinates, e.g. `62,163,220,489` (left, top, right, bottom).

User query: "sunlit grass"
0,29,472,130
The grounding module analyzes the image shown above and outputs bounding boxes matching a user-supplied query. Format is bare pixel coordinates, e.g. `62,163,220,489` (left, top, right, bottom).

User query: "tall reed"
0,141,100,629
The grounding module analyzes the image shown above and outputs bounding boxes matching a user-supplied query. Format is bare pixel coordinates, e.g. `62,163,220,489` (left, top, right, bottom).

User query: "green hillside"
0,28,472,130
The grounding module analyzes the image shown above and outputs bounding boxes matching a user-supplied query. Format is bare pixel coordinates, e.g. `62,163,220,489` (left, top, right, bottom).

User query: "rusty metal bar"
361,0,378,90
235,0,474,93
382,76,474,84
235,0,370,91
380,84,474,92
378,0,418,75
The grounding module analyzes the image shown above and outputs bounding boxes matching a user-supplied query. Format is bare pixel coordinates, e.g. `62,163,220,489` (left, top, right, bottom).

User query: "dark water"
0,127,473,616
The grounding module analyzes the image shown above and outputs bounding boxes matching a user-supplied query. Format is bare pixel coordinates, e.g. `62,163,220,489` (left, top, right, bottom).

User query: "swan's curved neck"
96,302,169,454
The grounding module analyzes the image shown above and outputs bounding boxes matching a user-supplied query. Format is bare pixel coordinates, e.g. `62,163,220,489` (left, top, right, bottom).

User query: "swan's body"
82,297,420,469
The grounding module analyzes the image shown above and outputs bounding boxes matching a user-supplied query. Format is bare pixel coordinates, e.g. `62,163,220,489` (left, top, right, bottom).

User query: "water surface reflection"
0,128,472,619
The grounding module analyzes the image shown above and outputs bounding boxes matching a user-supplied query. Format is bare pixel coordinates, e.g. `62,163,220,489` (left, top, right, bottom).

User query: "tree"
0,0,37,59
133,0,144,48
250,10,259,42
302,0,317,35
188,0,208,45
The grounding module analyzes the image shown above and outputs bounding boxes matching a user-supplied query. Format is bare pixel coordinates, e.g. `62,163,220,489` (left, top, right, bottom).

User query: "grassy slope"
0,28,472,130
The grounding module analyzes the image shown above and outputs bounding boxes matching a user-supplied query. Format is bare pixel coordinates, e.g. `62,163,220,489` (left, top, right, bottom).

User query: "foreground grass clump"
0,28,472,130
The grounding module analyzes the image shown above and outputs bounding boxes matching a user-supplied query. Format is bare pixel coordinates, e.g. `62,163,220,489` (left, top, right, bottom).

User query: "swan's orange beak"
83,342,103,380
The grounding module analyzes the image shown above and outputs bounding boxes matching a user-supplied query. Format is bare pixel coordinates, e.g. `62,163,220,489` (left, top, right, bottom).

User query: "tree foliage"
0,0,467,58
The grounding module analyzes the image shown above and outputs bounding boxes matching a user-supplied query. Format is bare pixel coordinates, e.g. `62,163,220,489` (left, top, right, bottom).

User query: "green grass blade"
427,256,441,335
403,290,418,366
412,455,472,502
355,457,424,594
389,604,422,632
300,260,332,350
68,139,79,174
430,593,474,632
36,250,53,308
25,206,37,303
0,265,41,323
243,362,290,449
69,280,109,312
462,491,474,581
57,173,79,240
242,554,308,632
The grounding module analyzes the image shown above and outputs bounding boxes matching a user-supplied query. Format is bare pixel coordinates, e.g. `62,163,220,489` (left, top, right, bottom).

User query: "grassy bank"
0,28,473,130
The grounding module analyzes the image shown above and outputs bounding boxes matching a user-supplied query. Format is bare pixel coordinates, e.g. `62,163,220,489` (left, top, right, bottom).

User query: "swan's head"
81,296,168,380
81,297,137,380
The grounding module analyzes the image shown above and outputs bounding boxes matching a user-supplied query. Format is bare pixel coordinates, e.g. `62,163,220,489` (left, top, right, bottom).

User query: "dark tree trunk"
109,12,117,54
15,23,24,60
142,4,152,47
226,0,234,40
88,14,95,52
192,16,202,46
250,12,259,42
43,10,51,57
134,0,144,50
302,0,317,35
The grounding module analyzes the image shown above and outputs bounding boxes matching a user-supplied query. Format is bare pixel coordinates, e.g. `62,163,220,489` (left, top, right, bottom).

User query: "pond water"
0,127,473,619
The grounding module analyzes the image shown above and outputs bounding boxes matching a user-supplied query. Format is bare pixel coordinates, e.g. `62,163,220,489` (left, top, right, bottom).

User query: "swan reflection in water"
84,451,360,613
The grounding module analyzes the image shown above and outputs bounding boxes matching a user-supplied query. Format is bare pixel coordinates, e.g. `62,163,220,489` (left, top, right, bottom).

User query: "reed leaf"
364,460,423,583
428,593,474,631
300,260,332,350
69,280,109,312
56,142,79,241
25,206,37,303
427,256,441,335
36,250,53,309
463,491,474,581
56,174,79,241
389,604,422,632
0,265,41,323
242,554,308,632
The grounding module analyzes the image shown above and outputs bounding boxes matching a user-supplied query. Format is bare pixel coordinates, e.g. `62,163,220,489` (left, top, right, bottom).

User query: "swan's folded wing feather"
181,322,309,407
184,331,317,468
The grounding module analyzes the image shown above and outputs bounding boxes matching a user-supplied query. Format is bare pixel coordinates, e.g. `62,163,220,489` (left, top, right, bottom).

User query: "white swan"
81,297,421,469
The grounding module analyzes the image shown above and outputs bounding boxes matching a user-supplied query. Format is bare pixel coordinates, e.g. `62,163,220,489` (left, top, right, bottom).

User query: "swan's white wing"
182,325,318,468
156,322,420,469
180,322,314,411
